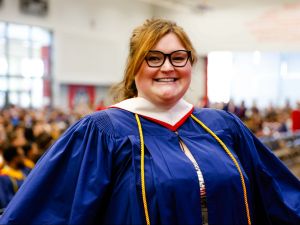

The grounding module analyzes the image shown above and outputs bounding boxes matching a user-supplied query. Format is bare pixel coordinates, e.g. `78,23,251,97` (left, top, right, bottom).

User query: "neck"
151,101,177,111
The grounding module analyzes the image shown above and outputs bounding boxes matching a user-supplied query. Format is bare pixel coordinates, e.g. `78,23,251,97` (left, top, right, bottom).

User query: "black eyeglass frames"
145,50,191,68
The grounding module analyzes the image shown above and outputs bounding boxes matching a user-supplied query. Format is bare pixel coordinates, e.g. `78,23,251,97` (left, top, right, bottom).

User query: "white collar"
110,97,194,131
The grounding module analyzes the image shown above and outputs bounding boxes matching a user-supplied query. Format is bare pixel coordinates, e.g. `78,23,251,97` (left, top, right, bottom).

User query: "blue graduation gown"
0,108,299,224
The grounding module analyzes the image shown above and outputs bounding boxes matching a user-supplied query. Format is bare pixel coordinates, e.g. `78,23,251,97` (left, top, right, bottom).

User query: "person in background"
245,104,264,136
95,98,107,111
235,100,247,121
222,99,236,114
0,146,31,213
1,146,30,177
8,125,27,149
22,142,40,166
0,18,299,225
292,101,300,132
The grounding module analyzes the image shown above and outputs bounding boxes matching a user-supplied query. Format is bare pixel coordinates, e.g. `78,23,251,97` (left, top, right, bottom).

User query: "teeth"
155,78,176,82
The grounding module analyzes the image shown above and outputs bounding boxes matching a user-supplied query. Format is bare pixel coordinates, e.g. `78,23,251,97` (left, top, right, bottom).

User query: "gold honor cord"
135,113,251,225
135,114,151,225
190,114,251,225
8,176,19,193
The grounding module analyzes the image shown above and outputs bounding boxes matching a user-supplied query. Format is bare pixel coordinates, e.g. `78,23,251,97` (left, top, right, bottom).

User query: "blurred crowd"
0,105,90,212
197,98,300,138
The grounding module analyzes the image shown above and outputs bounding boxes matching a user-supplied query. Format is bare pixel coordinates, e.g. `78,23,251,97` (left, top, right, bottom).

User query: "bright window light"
0,56,8,75
21,58,44,77
207,51,233,103
253,51,261,65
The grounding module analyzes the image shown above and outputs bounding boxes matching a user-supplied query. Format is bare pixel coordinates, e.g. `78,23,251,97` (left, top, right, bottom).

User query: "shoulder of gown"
0,109,133,224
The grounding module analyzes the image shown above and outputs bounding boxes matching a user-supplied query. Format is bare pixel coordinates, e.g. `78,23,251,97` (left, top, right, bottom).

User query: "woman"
1,18,299,225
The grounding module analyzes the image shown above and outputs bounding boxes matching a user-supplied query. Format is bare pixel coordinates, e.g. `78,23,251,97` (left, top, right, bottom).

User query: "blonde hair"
110,18,197,103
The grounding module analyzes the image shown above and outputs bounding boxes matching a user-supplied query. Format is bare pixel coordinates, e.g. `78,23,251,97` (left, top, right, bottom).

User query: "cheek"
135,65,155,90
135,73,148,91
181,66,192,82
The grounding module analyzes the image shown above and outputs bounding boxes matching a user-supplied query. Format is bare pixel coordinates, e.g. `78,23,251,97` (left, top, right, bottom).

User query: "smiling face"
135,33,192,109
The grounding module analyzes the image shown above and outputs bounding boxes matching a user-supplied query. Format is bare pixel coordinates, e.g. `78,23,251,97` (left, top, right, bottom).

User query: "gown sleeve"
0,112,115,224
226,111,300,225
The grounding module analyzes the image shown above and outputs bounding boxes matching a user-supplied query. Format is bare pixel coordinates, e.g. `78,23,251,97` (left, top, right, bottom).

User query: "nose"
160,57,174,72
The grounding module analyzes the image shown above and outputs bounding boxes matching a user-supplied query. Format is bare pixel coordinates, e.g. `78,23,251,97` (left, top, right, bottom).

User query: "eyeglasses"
145,50,191,68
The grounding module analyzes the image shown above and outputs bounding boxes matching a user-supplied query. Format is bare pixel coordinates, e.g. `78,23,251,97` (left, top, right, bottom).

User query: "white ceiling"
138,0,300,13
133,0,300,52
48,0,300,52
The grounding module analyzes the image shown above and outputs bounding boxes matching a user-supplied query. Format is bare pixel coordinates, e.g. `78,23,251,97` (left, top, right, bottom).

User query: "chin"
157,95,182,106
161,91,185,100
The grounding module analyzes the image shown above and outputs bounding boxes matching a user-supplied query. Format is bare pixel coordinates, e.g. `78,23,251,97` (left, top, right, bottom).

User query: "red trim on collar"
110,106,194,131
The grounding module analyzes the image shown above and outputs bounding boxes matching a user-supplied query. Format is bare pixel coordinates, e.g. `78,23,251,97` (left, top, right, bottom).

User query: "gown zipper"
175,131,208,225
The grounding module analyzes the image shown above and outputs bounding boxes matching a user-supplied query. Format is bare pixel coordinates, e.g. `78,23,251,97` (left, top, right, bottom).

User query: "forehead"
151,33,186,53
